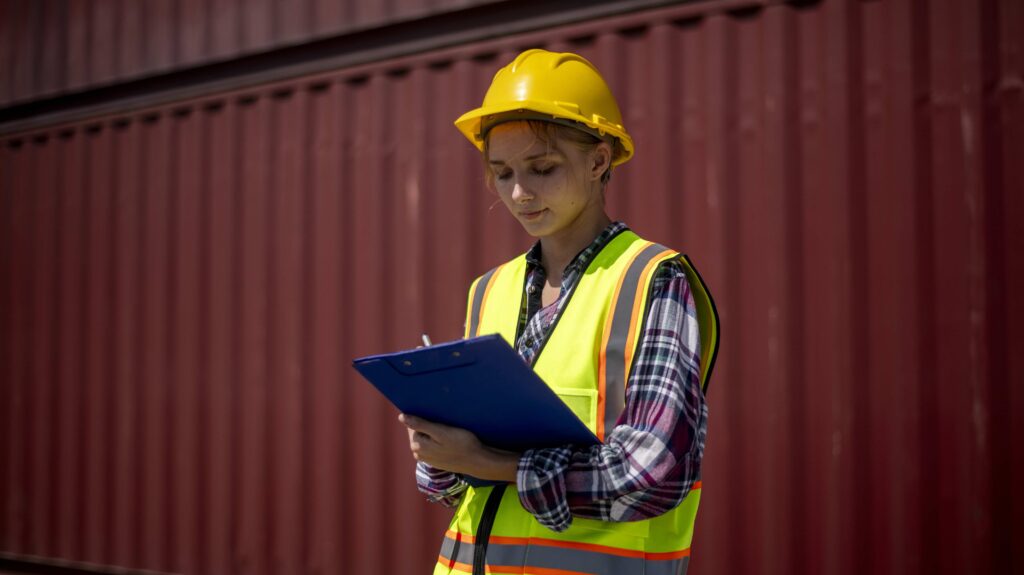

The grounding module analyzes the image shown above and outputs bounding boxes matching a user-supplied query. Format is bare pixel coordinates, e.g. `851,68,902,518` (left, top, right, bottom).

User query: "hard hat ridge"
508,49,592,73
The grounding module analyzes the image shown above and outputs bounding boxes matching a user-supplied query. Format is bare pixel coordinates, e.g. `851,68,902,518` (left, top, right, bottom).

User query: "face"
486,122,606,239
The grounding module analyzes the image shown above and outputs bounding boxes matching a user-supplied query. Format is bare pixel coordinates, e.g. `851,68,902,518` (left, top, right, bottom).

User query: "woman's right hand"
399,414,520,482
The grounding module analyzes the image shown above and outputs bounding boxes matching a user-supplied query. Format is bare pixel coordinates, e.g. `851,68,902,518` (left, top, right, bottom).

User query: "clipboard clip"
387,342,477,375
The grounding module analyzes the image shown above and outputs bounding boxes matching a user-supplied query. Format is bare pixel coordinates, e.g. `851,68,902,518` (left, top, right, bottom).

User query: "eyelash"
495,165,556,180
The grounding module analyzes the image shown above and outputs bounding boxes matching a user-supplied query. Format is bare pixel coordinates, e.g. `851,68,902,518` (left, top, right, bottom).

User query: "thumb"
399,414,443,438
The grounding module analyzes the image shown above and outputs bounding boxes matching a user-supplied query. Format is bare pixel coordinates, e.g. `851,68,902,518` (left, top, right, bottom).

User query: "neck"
539,208,612,284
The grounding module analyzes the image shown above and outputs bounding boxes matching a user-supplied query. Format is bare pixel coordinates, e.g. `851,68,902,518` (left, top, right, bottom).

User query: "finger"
410,430,435,450
400,414,446,438
410,431,441,461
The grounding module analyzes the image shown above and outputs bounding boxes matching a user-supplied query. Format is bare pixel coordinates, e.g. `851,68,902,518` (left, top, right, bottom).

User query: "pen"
421,333,433,347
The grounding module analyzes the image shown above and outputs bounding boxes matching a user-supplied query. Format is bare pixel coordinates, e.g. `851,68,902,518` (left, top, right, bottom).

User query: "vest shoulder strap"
465,257,526,340
601,246,719,405
597,242,675,439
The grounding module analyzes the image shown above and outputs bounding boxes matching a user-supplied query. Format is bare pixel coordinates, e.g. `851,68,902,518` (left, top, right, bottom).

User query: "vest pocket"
551,387,599,431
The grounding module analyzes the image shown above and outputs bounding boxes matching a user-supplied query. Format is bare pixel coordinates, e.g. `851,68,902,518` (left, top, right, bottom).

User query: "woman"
400,49,719,575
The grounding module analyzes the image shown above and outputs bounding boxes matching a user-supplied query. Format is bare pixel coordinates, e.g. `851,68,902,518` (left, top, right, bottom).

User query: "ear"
589,142,613,181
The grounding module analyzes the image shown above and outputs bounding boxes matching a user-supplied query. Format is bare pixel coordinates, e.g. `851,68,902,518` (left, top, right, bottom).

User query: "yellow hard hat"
454,49,634,166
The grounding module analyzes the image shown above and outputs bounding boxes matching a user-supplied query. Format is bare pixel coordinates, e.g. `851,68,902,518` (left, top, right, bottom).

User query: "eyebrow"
488,152,559,165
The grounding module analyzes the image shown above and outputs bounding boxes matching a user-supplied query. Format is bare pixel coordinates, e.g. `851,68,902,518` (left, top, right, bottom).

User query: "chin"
518,224,545,238
520,222,565,240
516,217,548,235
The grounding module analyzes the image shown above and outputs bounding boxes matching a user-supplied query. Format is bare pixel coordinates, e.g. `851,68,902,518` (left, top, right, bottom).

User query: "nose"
511,180,533,203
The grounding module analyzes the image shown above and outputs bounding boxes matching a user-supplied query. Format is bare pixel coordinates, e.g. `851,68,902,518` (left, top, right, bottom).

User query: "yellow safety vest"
434,230,719,575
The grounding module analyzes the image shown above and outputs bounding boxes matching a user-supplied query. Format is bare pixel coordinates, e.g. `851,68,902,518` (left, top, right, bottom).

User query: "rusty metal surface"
2,0,1023,573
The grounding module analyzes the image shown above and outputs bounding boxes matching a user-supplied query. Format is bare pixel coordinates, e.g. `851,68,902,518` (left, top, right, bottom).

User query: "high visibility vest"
433,230,720,575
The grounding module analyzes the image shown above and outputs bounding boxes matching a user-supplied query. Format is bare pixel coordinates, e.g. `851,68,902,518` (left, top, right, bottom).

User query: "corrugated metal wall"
0,0,509,106
2,0,1023,573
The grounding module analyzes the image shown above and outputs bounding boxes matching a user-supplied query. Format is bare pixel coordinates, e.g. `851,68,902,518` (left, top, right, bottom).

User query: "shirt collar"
524,221,629,275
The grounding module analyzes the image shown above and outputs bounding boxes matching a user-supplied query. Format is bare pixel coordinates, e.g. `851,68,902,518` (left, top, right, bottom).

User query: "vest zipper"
472,484,507,575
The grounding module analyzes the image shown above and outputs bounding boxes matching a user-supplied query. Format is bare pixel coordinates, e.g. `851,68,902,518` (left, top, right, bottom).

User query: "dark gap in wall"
344,75,370,87
726,5,762,20
567,34,596,46
426,59,454,71
271,88,295,100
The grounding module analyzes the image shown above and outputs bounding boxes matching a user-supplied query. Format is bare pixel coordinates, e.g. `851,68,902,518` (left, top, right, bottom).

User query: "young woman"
400,49,719,575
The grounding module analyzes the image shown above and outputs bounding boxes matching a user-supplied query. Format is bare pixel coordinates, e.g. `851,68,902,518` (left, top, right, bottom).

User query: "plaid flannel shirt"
415,222,708,532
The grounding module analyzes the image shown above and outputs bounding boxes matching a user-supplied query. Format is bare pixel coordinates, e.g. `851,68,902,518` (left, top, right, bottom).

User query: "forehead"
486,122,561,162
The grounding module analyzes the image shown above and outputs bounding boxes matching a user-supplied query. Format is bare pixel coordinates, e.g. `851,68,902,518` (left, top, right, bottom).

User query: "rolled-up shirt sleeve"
415,461,468,507
516,262,707,532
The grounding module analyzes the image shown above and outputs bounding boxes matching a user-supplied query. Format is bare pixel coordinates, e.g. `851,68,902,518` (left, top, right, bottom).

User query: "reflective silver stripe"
438,533,475,566
468,266,499,338
442,535,688,575
603,243,674,438
477,541,528,569
492,542,638,574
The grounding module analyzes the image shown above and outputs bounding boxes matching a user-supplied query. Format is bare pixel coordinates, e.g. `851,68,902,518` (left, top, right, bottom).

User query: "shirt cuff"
516,447,574,532
415,461,467,507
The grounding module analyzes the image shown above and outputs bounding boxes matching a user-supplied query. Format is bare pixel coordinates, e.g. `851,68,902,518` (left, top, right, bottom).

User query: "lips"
519,209,546,220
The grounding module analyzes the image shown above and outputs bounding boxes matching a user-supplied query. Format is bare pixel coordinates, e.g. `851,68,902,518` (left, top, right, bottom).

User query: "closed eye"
491,162,558,181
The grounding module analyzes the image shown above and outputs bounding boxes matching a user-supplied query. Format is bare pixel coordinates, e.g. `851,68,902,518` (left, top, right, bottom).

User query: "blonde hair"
481,120,619,189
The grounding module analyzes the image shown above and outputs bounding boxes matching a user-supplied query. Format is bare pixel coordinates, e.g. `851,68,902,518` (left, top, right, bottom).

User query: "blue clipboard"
352,334,600,455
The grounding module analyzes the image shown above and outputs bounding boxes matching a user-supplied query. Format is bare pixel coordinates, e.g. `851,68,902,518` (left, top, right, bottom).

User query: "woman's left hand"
399,414,520,482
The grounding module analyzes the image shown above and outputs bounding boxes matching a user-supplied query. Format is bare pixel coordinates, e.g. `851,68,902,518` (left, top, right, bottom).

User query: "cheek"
493,182,520,211
493,181,515,201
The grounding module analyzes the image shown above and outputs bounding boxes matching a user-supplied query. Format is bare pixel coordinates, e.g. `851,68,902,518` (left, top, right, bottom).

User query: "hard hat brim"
454,99,635,167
